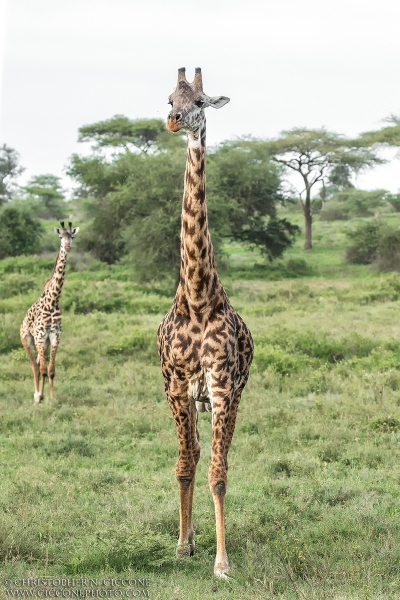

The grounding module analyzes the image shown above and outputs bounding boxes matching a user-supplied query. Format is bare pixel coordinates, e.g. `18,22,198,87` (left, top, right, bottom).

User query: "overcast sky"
0,0,399,193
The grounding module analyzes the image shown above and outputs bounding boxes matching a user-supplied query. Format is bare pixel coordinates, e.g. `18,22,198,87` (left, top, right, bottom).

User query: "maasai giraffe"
20,222,79,404
157,68,253,578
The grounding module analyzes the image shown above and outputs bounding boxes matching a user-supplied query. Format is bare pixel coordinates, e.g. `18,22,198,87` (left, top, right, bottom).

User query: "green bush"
0,273,38,298
253,344,310,374
328,189,391,218
319,208,350,221
0,204,44,258
0,313,23,353
346,222,400,271
285,258,312,276
0,255,53,275
375,228,400,272
62,279,171,314
106,327,158,364
255,329,376,363
387,192,400,212
345,221,382,264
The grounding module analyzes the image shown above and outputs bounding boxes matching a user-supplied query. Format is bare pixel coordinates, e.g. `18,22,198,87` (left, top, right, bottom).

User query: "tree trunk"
303,189,312,250
321,180,326,212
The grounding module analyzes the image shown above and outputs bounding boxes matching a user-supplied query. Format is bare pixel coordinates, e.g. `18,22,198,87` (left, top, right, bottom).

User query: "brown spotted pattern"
157,68,253,578
20,222,79,403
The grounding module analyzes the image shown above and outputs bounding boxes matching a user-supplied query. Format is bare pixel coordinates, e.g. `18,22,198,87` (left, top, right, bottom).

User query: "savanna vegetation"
1,115,400,599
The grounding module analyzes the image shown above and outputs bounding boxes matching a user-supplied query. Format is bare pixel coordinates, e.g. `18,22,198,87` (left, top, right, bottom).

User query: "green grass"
1,215,400,599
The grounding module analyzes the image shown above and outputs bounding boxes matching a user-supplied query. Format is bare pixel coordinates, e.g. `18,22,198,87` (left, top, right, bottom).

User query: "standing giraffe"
157,68,253,578
20,221,79,404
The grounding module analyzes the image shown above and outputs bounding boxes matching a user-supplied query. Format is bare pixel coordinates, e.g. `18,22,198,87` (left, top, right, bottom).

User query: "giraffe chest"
158,303,241,383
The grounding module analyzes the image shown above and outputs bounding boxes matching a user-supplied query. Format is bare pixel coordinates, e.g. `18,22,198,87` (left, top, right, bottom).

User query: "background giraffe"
157,68,253,578
20,221,79,403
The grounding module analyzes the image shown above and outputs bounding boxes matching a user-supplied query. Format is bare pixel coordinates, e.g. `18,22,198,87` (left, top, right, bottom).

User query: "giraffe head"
167,68,230,133
54,221,79,253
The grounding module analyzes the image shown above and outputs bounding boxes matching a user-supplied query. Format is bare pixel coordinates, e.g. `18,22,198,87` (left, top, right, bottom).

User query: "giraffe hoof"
214,558,230,579
214,570,229,580
176,542,195,558
34,393,43,404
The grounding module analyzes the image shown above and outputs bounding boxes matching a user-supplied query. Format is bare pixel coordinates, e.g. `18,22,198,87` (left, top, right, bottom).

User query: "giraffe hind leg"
20,324,40,403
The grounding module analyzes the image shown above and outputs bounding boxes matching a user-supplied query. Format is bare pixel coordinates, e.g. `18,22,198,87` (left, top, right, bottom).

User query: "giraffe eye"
195,100,205,107
168,100,173,106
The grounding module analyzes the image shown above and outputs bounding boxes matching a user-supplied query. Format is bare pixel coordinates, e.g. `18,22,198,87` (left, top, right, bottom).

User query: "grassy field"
1,215,400,599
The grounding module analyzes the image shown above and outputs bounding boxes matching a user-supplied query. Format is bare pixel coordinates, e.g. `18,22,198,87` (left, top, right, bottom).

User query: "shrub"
0,204,43,258
62,279,171,315
0,314,23,353
328,188,391,218
0,255,53,275
387,192,400,212
0,273,38,298
320,208,350,221
345,221,382,264
285,258,311,276
106,327,158,364
375,228,400,272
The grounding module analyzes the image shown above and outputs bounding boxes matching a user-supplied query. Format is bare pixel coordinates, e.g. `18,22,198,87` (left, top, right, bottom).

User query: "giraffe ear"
206,96,230,109
71,227,80,235
54,228,62,235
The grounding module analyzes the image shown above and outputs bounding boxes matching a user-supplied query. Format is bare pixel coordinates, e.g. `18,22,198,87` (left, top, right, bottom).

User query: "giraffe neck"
176,119,222,314
43,246,68,302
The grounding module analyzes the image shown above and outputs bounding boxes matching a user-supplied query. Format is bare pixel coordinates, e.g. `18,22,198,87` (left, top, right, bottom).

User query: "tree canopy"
23,174,66,219
0,144,24,205
77,115,185,154
0,203,43,259
207,140,299,259
359,115,400,147
262,128,382,249
323,188,395,219
68,118,297,279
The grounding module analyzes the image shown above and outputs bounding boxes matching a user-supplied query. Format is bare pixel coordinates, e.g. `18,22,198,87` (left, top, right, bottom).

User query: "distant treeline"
1,115,400,279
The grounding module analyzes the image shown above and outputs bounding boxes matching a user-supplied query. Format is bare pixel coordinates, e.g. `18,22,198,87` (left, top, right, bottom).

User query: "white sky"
0,0,399,193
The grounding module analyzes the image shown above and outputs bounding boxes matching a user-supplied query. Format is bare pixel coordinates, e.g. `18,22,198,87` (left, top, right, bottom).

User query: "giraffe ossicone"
20,221,79,404
158,68,253,578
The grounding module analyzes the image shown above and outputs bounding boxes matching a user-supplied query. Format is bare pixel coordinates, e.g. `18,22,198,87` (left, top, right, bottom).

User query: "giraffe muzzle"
167,114,183,132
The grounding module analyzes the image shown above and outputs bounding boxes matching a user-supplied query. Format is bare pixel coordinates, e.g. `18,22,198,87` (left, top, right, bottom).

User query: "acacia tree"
77,115,184,153
264,129,381,249
23,174,66,218
69,119,296,276
0,204,43,258
207,140,299,259
360,114,400,147
0,144,24,205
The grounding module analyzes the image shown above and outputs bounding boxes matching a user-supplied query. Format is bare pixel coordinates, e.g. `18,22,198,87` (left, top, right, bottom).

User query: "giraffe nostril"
175,113,182,122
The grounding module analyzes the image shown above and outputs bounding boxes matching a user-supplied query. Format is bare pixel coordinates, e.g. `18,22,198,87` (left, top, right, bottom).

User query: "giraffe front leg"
20,325,40,403
177,401,200,557
167,383,199,558
35,338,49,403
208,388,233,579
48,331,60,399
211,387,243,578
